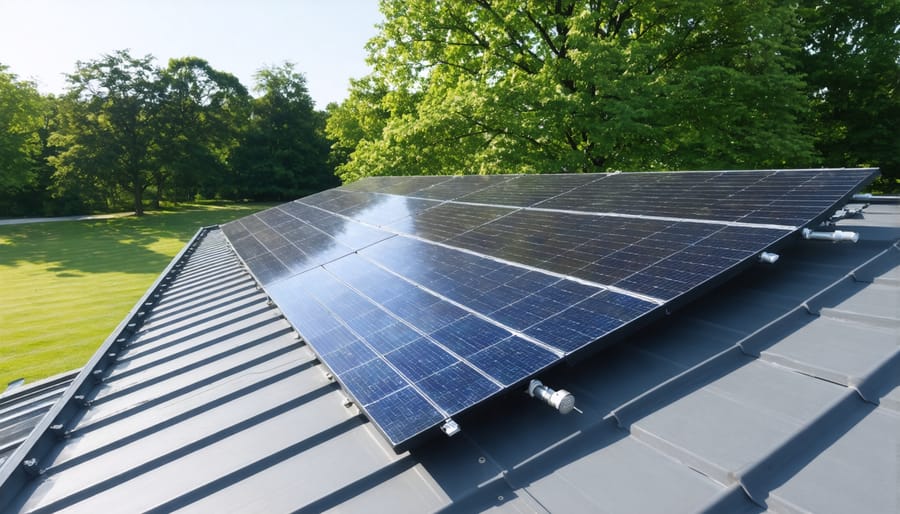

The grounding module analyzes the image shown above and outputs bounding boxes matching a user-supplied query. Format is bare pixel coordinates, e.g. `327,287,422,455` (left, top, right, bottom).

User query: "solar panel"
221,168,878,450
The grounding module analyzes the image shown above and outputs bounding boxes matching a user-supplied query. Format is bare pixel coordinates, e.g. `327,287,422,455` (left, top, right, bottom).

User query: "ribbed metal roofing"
0,372,76,469
0,200,897,513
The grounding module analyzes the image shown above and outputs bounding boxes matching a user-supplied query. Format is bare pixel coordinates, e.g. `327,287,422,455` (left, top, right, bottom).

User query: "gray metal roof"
0,372,76,469
0,200,897,513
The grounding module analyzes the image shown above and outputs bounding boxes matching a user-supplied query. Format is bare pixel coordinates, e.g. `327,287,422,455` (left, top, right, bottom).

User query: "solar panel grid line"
614,225,791,297
278,270,455,421
341,174,457,196
400,174,521,201
456,201,800,231
726,169,814,225
455,172,613,207
302,199,667,306
356,236,657,354
415,203,525,248
245,209,320,283
319,262,516,391
353,251,568,358
280,260,569,442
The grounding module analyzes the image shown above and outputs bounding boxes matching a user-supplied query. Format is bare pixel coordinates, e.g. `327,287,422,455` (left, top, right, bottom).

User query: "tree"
51,50,159,215
325,76,392,177
231,63,337,199
153,57,250,204
329,0,817,181
0,65,44,207
799,0,900,191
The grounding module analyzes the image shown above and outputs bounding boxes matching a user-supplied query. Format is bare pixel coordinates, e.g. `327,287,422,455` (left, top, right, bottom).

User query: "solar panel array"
221,168,877,449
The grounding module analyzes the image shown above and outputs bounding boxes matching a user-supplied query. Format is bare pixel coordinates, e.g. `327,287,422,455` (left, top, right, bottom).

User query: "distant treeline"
1,53,337,216
1,1,898,217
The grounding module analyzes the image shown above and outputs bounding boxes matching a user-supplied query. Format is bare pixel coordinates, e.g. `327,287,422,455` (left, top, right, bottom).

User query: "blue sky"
0,0,383,108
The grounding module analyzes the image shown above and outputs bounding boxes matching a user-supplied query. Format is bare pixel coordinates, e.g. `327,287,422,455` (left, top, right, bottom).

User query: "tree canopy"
231,64,337,200
798,0,900,190
0,67,44,196
328,0,818,180
0,53,333,216
328,0,898,189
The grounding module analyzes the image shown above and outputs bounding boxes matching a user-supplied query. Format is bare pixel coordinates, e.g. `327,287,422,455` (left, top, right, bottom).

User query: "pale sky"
0,0,383,109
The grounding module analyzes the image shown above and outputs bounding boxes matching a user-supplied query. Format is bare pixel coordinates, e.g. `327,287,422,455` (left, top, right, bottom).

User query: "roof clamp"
49,423,69,440
22,458,42,477
758,252,780,264
829,205,867,223
802,227,859,243
441,419,460,437
527,380,581,414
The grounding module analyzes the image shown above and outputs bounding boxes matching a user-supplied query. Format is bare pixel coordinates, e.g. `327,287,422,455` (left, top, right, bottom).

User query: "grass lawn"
0,203,275,387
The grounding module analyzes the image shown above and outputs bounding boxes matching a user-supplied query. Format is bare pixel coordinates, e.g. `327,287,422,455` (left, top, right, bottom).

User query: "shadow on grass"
0,203,274,275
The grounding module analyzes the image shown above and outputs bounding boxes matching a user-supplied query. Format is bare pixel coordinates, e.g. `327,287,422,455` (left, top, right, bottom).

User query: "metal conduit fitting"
802,228,859,243
528,380,579,414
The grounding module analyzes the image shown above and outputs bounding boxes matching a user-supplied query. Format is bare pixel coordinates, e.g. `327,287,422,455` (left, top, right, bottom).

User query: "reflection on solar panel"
221,168,877,449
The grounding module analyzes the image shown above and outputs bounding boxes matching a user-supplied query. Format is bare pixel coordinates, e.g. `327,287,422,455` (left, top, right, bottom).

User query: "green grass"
0,203,275,387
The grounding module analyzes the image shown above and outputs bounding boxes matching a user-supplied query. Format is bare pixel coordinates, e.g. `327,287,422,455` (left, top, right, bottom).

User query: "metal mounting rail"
0,226,215,510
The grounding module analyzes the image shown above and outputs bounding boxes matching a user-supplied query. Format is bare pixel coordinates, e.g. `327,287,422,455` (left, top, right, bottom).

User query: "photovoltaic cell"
458,173,607,207
388,203,515,241
224,168,878,449
340,174,455,195
406,174,519,201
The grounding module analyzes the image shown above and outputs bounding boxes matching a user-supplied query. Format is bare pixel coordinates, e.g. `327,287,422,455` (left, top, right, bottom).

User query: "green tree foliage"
153,57,251,204
325,76,391,175
51,50,160,215
0,66,43,198
329,0,818,180
232,64,337,199
799,0,900,191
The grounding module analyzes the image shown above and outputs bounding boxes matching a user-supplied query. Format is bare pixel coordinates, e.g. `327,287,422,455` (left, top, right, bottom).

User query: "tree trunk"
153,171,163,209
133,177,144,216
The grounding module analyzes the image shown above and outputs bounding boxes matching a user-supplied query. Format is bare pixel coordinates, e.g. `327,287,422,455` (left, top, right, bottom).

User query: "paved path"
0,212,134,226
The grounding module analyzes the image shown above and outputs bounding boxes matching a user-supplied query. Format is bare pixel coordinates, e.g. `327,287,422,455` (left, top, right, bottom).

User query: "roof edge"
0,226,217,510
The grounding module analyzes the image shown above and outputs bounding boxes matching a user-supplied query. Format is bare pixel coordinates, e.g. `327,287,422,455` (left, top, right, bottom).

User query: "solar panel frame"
221,168,879,451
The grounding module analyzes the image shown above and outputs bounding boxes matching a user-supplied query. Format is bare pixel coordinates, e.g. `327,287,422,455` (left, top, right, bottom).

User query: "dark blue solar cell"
415,362,500,414
385,338,458,381
415,302,468,333
321,340,376,374
245,253,291,285
220,219,251,242
339,359,409,406
429,315,511,357
365,386,446,444
490,304,546,331
523,290,654,352
231,234,268,260
364,324,422,354
310,326,359,355
326,292,378,321
339,193,440,226
344,308,400,335
506,271,560,292
468,336,558,386
578,291,656,321
492,292,568,329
